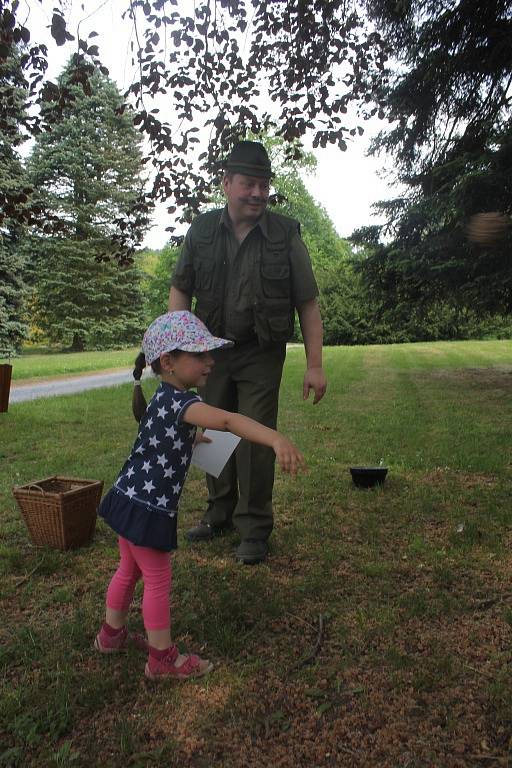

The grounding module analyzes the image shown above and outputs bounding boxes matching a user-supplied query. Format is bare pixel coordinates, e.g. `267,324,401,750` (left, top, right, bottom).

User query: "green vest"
189,209,300,346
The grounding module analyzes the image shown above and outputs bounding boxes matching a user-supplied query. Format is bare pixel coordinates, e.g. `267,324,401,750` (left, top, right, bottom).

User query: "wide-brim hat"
225,140,273,179
142,311,233,364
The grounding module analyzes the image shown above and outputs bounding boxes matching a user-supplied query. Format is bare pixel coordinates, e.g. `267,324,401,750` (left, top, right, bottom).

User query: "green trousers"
199,340,286,541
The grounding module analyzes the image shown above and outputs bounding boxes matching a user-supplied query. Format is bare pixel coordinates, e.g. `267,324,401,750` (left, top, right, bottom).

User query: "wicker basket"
13,476,103,550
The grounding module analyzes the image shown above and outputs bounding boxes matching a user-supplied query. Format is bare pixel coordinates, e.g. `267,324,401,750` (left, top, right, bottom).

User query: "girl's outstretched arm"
184,402,305,476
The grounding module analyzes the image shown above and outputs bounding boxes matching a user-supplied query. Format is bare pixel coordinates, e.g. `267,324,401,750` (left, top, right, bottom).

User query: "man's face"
223,173,270,223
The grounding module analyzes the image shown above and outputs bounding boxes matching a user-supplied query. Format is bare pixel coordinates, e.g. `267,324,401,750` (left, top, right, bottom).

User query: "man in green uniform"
169,140,326,564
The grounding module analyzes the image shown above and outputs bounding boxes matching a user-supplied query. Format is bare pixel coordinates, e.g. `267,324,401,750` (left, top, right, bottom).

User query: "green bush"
317,263,512,345
141,243,180,321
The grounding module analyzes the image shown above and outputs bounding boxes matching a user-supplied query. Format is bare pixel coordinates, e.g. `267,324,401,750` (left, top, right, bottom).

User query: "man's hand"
303,366,327,405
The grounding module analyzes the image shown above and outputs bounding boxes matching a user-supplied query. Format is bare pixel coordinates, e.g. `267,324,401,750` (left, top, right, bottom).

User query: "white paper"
191,429,241,478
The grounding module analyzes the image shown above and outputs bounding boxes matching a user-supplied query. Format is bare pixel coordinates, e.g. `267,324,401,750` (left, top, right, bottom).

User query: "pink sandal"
94,625,148,653
145,644,213,681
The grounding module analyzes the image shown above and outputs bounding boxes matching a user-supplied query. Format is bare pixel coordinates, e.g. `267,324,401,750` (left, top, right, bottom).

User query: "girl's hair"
132,352,161,422
131,349,184,422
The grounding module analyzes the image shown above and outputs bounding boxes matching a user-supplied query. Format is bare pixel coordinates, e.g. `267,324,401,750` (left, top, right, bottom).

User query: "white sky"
22,0,397,249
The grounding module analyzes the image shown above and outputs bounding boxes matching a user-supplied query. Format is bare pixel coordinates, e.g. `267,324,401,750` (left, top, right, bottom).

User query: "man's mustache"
238,196,267,205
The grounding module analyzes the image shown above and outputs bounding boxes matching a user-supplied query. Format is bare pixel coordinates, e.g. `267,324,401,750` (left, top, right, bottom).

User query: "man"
169,140,326,564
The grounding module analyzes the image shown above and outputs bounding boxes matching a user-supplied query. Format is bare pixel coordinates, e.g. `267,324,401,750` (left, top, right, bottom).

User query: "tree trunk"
70,333,85,352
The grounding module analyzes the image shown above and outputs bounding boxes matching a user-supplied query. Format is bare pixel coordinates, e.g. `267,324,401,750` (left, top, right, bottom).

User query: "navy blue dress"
99,382,201,551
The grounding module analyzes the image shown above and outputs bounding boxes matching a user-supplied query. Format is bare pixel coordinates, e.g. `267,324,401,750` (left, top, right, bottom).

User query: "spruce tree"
27,63,146,350
0,47,29,353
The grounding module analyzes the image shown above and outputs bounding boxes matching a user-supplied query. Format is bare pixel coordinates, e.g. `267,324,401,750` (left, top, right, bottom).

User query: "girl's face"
160,350,214,390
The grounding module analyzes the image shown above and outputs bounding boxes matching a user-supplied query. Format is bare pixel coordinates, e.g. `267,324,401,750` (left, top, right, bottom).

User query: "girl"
95,311,305,681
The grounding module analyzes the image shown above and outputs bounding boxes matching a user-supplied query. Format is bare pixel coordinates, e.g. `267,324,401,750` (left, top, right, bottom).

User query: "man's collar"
219,205,270,239
219,206,231,229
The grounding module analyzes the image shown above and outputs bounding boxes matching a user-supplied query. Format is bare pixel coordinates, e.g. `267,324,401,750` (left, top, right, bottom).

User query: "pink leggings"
106,537,172,631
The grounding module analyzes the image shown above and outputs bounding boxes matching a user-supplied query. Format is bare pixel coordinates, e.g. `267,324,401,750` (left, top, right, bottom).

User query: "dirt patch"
72,552,511,768
422,468,498,489
422,366,512,388
151,611,512,768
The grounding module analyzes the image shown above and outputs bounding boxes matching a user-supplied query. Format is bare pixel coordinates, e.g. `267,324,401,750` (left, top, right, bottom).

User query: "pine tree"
357,0,512,313
27,63,146,350
0,47,29,353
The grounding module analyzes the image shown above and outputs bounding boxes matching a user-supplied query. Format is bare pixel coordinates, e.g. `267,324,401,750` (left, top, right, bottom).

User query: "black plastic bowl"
350,466,388,489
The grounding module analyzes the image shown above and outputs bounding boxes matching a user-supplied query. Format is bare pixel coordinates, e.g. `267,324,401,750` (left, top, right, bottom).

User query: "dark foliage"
0,46,28,352
0,0,388,256
356,0,512,315
366,0,512,176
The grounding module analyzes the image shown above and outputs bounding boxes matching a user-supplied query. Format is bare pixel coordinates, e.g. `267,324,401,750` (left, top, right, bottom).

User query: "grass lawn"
1,339,512,767
7,348,139,382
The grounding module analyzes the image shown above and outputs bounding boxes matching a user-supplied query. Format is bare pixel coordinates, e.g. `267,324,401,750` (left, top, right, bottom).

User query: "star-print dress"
98,382,200,551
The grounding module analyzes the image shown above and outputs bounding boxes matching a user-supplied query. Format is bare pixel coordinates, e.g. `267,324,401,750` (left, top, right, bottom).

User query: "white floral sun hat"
142,311,233,364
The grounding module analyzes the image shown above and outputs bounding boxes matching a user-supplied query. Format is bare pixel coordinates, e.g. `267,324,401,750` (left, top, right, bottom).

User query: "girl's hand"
272,435,306,476
194,430,212,447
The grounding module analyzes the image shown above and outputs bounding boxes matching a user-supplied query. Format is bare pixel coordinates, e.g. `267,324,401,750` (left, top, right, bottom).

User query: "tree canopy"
2,0,511,330
0,0,388,254
366,0,512,178
354,0,512,314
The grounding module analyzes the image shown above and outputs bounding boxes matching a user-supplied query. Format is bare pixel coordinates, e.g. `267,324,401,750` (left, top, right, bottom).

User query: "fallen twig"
463,663,495,680
285,611,316,630
13,557,45,589
289,613,326,672
472,592,512,610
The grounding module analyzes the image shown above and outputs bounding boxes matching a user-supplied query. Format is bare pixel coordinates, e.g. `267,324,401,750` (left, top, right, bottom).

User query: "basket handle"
25,484,46,494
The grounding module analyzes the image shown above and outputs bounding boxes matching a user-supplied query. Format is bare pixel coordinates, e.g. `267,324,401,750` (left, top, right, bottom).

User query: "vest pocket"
260,262,290,298
255,315,293,346
194,259,214,291
195,299,221,335
265,314,293,342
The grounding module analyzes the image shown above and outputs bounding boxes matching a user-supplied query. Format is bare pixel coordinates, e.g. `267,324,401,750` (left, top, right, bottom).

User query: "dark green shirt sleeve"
289,232,319,306
171,229,195,296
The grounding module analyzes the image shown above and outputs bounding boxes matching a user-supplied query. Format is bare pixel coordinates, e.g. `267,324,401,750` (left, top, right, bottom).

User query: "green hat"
225,141,273,178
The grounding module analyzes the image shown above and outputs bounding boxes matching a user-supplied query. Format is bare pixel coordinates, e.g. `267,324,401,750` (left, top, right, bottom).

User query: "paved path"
8,343,304,404
10,369,142,403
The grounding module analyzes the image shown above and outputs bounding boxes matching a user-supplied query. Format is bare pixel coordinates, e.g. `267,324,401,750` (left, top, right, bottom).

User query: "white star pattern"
143,479,155,494
115,388,201,529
